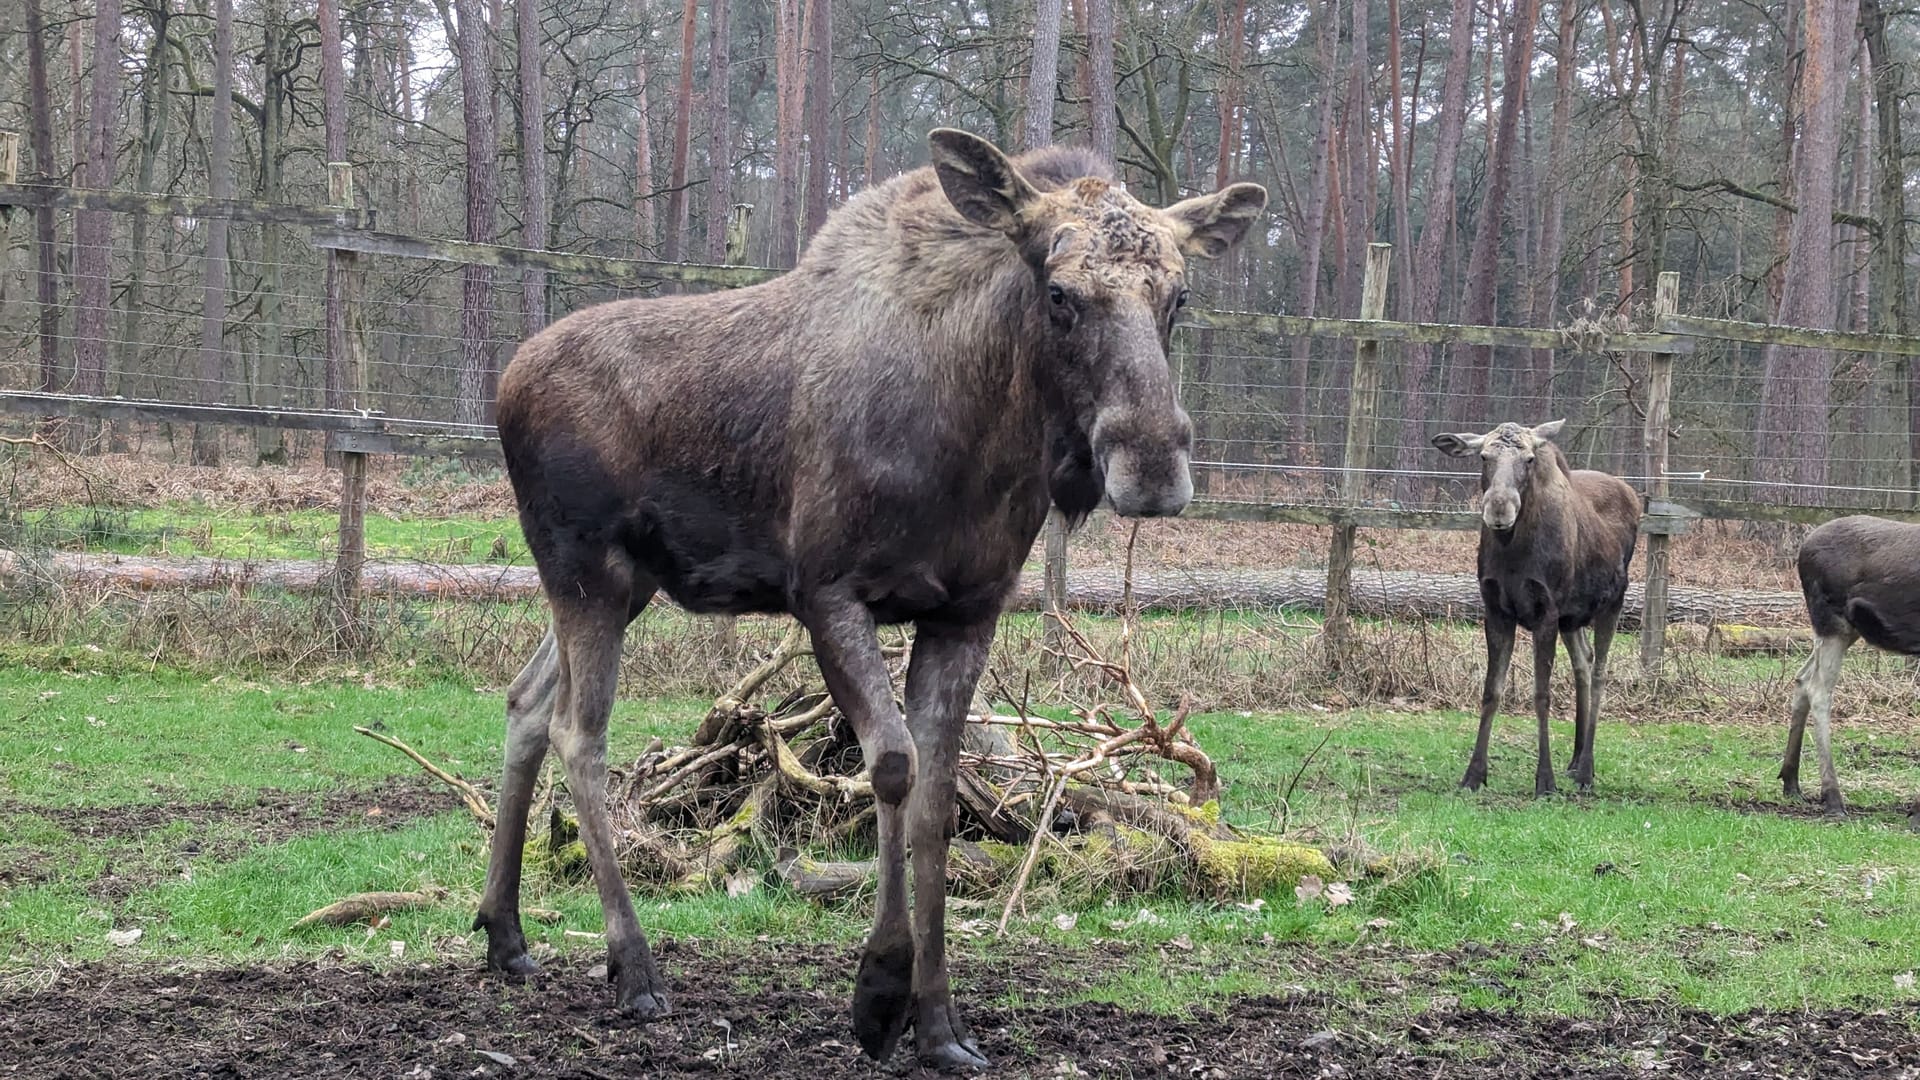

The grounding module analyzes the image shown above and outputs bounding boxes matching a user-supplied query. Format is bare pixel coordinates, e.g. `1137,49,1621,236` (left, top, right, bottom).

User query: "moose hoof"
609,951,672,1021
1820,792,1848,820
917,1001,989,1072
476,914,541,979
851,934,915,1061
1533,775,1558,798
1459,767,1488,792
1780,778,1802,800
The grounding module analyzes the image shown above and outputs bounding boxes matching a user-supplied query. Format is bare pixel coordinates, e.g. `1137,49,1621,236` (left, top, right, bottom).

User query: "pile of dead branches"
500,608,1337,915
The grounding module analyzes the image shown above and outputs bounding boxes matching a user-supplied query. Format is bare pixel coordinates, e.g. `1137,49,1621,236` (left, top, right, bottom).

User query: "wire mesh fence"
4,189,1918,517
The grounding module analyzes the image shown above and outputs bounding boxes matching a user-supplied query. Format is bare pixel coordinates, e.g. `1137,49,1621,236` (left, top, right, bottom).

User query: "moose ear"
1530,419,1567,442
1432,432,1487,458
929,128,1039,235
1164,182,1269,258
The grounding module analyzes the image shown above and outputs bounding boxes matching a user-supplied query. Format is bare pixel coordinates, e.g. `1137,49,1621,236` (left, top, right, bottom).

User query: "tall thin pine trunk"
771,0,803,265
1757,0,1849,502
663,0,698,261
1024,0,1063,148
802,0,833,239
192,0,235,465
633,0,658,253
454,0,500,425
1528,0,1576,402
25,0,59,395
1087,0,1115,158
320,0,350,413
519,0,548,334
1392,0,1473,489
1460,0,1540,420
1290,0,1340,452
71,0,124,448
702,0,733,262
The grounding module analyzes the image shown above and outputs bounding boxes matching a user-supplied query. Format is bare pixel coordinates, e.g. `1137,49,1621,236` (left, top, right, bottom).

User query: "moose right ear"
1431,432,1486,457
929,128,1038,236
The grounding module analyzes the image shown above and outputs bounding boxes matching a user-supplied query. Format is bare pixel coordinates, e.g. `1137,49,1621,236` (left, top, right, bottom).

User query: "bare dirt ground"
3,946,1915,1079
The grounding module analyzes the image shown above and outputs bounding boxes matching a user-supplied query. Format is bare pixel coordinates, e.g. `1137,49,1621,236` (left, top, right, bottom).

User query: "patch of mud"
2,946,1915,1079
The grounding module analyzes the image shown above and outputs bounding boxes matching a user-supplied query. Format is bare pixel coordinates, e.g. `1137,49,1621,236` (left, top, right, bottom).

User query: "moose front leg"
802,595,920,1063
902,618,995,1072
1463,612,1517,791
1531,622,1560,798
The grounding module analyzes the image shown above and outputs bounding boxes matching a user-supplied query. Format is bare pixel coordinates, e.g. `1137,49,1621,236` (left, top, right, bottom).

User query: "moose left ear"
1531,419,1567,442
1164,183,1269,258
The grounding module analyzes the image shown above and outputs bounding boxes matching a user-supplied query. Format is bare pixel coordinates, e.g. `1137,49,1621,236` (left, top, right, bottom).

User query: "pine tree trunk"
633,0,658,254
864,70,882,181
192,0,235,466
1290,0,1340,453
454,0,500,426
1024,0,1064,148
1214,0,1246,184
70,0,124,450
519,0,548,335
1862,0,1913,500
771,0,803,265
1756,0,1848,503
320,0,350,413
1087,0,1115,158
1335,0,1371,317
702,0,732,263
663,0,698,261
25,0,60,396
116,6,172,422
1459,0,1539,421
802,0,833,240
1391,0,1473,492
1527,0,1576,400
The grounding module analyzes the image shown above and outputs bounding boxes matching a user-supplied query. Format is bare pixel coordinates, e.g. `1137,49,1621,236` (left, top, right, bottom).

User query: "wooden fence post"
1639,271,1680,672
327,161,369,631
1324,243,1393,664
0,133,19,184
1042,511,1070,649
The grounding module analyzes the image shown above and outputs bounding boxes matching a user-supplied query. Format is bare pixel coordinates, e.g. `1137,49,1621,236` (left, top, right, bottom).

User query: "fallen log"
0,549,1808,626
290,886,449,930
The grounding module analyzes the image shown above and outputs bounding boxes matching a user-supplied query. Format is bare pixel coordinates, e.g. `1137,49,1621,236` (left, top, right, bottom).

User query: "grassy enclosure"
4,454,1920,1076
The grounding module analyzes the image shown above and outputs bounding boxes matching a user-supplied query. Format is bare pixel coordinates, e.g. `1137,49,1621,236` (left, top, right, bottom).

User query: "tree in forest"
1755,0,1851,501
454,0,500,426
519,0,549,334
1025,0,1064,148
24,0,60,399
702,0,732,263
771,0,803,265
802,0,833,239
632,0,659,254
1087,0,1115,158
663,0,698,261
1459,0,1540,419
191,0,236,466
70,0,125,447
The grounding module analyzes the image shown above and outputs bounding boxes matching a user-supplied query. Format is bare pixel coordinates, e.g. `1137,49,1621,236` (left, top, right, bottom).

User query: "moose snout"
1094,411,1194,519
1482,492,1521,532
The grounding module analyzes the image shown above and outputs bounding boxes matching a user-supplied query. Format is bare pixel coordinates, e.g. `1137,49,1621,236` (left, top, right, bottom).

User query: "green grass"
2,657,1917,1021
4,504,528,565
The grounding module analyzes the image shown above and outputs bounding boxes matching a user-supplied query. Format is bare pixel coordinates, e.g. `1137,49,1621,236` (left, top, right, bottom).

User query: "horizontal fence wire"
2,196,1917,516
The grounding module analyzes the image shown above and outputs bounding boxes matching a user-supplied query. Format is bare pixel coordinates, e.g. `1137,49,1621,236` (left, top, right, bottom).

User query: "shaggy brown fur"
471,128,1266,1072
1779,515,1920,818
1433,420,1642,796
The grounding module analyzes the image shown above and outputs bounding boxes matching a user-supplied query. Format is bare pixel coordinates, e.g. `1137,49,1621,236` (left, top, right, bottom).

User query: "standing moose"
1432,420,1641,796
1778,515,1920,818
473,128,1266,1070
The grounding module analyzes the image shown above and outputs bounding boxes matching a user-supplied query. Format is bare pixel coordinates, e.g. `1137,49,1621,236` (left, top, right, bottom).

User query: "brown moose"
472,128,1266,1070
1432,420,1641,796
1779,515,1920,819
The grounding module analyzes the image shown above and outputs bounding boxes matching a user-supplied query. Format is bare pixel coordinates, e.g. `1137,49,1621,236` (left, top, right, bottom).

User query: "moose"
1779,515,1920,819
472,128,1266,1070
1431,420,1641,796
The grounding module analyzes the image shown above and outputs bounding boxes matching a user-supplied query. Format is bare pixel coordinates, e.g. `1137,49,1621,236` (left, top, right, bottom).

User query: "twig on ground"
290,885,449,930
353,725,495,828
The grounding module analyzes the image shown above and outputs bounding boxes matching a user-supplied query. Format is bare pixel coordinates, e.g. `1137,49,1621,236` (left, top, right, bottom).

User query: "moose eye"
1176,288,1191,309
1048,283,1068,306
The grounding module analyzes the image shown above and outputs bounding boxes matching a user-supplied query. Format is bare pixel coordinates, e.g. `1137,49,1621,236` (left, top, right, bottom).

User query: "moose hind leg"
549,581,670,1019
1804,633,1853,817
1563,628,1595,792
475,628,562,976
1780,651,1816,800
904,620,995,1072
